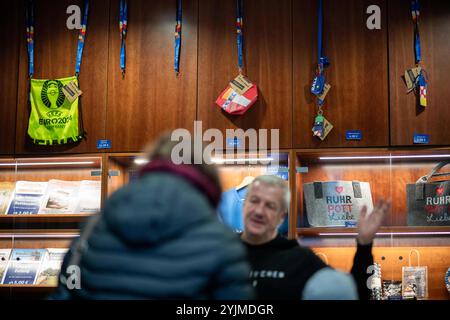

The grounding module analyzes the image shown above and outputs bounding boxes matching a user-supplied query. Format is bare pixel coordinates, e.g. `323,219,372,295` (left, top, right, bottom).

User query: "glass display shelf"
0,155,102,225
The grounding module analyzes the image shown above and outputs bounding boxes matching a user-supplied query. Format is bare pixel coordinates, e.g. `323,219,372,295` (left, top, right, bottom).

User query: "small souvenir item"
216,0,258,116
445,267,450,294
215,75,258,115
404,0,428,108
120,0,128,76
382,280,402,300
310,0,332,141
402,249,428,300
26,0,88,145
371,263,382,300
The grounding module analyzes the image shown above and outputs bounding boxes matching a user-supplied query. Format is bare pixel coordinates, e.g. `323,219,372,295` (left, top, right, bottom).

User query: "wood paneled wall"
389,0,450,146
107,0,198,152
0,0,449,154
198,0,292,149
293,0,389,148
312,246,450,300
0,2,20,155
15,0,109,154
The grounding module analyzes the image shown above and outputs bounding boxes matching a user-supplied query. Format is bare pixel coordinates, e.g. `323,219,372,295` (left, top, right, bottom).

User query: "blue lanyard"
75,0,90,77
27,0,89,78
26,0,34,78
236,0,244,73
317,0,329,72
120,0,128,76
174,0,182,74
411,0,421,64
317,0,323,64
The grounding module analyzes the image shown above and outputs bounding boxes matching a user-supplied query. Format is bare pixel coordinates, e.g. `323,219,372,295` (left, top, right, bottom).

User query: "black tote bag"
406,161,450,226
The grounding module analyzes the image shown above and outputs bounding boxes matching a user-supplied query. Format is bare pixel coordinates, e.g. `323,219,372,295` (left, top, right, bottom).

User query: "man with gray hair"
240,175,390,300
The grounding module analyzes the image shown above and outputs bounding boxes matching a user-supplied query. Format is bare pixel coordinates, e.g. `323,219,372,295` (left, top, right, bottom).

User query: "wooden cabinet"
306,245,450,300
0,230,76,299
389,0,450,146
15,0,109,154
294,148,450,228
4,0,450,154
106,0,198,152
197,0,292,149
294,148,450,300
0,155,102,297
293,0,389,148
0,1,20,155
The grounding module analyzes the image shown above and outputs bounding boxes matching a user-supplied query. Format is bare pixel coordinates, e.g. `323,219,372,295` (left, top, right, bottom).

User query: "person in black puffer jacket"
49,135,254,300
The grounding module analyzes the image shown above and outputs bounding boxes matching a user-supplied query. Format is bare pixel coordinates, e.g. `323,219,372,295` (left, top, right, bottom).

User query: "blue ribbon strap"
311,0,328,96
120,0,128,75
236,0,244,72
26,0,34,78
411,0,421,64
75,0,89,76
174,0,182,74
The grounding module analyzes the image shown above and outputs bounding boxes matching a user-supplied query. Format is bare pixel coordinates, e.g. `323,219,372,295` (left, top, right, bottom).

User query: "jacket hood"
103,173,215,246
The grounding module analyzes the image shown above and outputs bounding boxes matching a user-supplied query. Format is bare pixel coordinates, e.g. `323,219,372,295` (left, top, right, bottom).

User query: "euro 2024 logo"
41,80,65,118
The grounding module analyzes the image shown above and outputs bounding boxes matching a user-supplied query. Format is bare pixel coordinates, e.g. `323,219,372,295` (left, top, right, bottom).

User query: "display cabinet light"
317,231,450,236
0,233,80,239
0,161,95,167
211,157,274,164
319,154,450,161
134,158,149,165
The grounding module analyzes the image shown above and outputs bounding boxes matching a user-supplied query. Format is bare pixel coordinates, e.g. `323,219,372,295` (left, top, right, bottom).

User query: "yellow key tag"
230,74,254,95
62,81,83,103
319,117,333,141
404,67,421,92
317,83,331,101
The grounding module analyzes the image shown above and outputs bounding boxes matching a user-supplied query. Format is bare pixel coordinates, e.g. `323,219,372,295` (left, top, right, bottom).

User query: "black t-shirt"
243,235,374,300
243,235,327,299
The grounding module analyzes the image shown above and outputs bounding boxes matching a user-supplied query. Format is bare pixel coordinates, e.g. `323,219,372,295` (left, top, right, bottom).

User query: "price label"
346,130,362,141
97,139,111,149
413,133,429,144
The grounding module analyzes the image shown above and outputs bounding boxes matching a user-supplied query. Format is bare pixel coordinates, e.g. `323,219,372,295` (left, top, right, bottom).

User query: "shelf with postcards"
0,156,103,226
0,155,103,295
293,148,450,300
0,229,79,299
107,151,293,236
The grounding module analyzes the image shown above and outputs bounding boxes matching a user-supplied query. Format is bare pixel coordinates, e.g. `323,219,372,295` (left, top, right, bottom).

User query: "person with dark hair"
50,135,254,299
240,175,390,300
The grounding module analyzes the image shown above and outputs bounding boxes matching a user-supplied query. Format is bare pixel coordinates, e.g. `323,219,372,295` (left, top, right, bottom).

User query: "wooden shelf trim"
0,213,94,224
298,226,450,237
0,284,56,288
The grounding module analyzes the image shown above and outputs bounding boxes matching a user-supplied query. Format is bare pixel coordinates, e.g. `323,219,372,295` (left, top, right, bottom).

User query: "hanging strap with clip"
411,0,421,65
75,0,90,77
120,0,128,76
311,0,329,100
316,0,329,78
26,0,89,78
236,0,244,74
26,0,35,78
174,0,182,74
410,0,428,107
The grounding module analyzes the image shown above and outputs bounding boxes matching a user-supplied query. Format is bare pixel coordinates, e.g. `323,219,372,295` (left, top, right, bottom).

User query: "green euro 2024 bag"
28,77,84,145
26,0,89,145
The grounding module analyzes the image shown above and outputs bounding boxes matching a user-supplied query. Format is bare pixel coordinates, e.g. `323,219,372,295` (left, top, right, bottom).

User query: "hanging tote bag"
215,0,258,116
406,161,450,226
402,249,428,300
28,77,83,145
26,0,89,145
303,181,374,227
